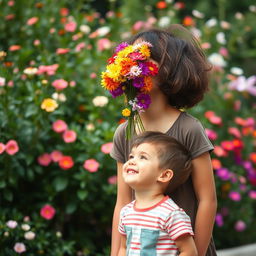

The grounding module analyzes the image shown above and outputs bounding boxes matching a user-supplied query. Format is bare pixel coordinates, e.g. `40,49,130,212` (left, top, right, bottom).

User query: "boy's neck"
134,190,165,209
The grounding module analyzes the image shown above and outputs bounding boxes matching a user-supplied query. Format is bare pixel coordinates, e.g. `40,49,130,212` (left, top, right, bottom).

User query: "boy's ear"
157,169,173,183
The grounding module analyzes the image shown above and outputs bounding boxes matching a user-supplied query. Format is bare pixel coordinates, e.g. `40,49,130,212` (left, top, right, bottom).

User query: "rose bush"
0,0,255,254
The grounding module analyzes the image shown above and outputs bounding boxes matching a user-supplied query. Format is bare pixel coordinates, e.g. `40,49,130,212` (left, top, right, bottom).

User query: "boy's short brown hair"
131,131,192,192
127,25,211,109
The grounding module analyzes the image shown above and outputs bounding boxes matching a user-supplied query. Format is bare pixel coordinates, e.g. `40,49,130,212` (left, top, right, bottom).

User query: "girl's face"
123,143,162,190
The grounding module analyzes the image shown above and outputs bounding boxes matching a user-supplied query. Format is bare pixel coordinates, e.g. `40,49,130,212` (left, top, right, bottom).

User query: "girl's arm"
191,152,217,256
175,234,198,256
118,235,127,256
111,162,132,256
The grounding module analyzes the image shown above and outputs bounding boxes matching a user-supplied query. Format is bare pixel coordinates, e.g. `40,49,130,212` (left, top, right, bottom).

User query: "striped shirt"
119,196,194,255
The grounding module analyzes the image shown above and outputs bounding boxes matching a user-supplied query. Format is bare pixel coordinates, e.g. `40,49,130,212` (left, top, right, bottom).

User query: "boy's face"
123,143,162,190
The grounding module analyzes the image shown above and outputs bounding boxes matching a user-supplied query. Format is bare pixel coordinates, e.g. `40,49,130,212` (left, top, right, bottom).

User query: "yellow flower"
122,108,131,117
117,45,134,58
139,44,150,58
41,98,58,112
106,64,122,81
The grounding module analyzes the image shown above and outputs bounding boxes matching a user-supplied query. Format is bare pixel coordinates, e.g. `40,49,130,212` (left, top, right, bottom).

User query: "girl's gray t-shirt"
110,111,217,255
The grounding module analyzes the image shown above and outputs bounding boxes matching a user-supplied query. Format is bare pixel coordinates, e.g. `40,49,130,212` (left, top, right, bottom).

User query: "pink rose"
14,242,26,253
83,159,100,173
52,120,68,133
101,142,113,154
27,17,39,26
50,151,63,162
40,204,56,220
64,21,77,32
37,153,52,166
52,79,68,90
0,143,5,154
63,130,77,143
97,38,111,51
5,140,19,155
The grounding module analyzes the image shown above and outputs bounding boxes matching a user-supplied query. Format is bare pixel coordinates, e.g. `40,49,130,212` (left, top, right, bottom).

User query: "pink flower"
37,153,52,166
108,175,117,185
219,47,229,57
90,72,97,79
63,130,77,143
40,204,56,220
6,220,18,229
215,213,224,227
221,141,234,151
234,220,246,232
205,129,218,140
14,242,26,253
50,151,63,162
83,159,100,173
0,143,5,154
37,64,59,75
97,38,112,51
52,120,68,133
5,140,19,155
229,191,241,201
52,79,68,90
213,145,227,157
27,17,39,25
75,42,86,52
59,156,74,170
228,127,241,138
9,45,21,51
101,142,113,154
64,21,77,32
56,48,70,55
248,190,256,199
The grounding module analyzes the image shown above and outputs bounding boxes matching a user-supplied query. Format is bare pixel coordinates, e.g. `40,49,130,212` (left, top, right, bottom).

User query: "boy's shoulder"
120,200,135,215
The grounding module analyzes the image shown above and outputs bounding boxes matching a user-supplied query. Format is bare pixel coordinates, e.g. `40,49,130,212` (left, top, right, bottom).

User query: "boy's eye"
129,154,134,159
140,155,147,160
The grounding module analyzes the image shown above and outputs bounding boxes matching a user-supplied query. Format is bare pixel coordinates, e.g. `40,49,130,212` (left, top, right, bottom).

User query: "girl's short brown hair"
131,131,192,192
127,25,211,109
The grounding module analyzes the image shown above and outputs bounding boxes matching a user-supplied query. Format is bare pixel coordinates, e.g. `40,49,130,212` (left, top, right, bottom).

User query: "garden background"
0,0,255,255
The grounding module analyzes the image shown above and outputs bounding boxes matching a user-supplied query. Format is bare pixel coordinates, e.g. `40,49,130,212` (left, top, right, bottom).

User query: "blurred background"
0,0,255,255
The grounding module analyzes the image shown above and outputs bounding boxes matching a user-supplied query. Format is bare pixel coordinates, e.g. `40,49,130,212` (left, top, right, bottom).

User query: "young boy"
118,131,198,256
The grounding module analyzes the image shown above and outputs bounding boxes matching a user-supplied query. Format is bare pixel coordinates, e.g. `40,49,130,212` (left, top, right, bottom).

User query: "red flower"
250,152,256,163
40,204,56,220
221,141,234,151
59,156,74,170
156,1,167,9
183,16,195,27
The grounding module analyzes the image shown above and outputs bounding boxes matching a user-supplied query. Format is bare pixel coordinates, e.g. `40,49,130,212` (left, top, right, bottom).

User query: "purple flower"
229,191,241,201
234,220,246,232
110,86,124,98
139,62,150,76
215,213,224,227
137,93,151,109
216,168,231,181
115,42,129,53
132,77,144,88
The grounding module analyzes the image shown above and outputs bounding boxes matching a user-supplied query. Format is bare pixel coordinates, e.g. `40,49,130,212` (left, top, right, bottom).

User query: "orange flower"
212,159,222,170
101,73,120,91
250,152,256,163
120,58,136,76
183,16,195,27
156,1,167,9
59,156,74,170
141,76,153,93
9,45,21,51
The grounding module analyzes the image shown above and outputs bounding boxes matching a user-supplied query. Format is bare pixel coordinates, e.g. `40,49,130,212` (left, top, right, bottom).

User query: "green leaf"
77,190,88,200
53,177,68,192
66,202,77,214
0,180,6,188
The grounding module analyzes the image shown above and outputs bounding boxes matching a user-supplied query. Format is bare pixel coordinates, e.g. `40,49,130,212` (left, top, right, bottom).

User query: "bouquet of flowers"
101,41,158,139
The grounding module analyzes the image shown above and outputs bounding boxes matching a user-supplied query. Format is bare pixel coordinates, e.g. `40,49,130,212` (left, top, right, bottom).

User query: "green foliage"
0,0,255,254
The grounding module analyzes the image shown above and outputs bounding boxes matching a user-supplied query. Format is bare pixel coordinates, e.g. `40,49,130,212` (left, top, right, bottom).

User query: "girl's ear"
157,169,173,183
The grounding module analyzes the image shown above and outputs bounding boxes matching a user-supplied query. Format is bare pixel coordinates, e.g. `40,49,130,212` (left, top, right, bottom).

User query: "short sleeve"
118,207,127,235
185,119,214,159
110,122,127,163
165,209,194,241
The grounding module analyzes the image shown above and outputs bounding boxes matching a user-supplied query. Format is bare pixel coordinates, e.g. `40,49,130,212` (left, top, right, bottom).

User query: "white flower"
129,66,142,77
220,21,231,29
216,32,226,44
21,224,30,231
249,5,256,12
92,96,109,107
58,93,67,102
56,231,62,238
208,53,226,67
0,76,6,86
192,10,205,19
229,76,256,96
235,12,243,20
6,220,18,229
24,231,36,240
158,16,171,27
24,67,38,75
96,26,110,37
4,231,9,237
190,27,202,39
230,67,243,76
14,243,26,254
205,18,217,27
79,24,91,34
52,92,59,100
86,123,95,131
